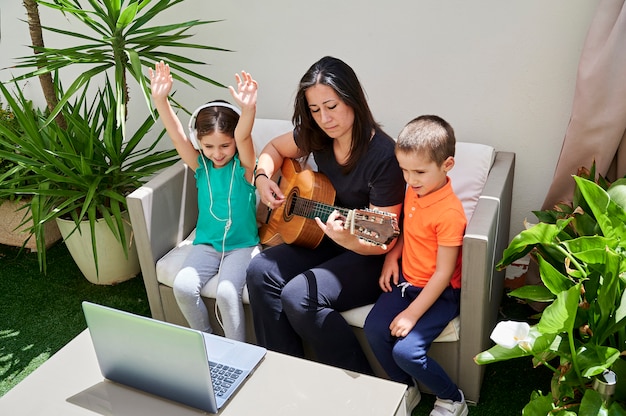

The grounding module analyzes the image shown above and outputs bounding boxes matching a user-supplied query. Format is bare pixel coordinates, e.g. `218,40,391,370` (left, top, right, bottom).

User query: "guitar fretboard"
289,195,349,222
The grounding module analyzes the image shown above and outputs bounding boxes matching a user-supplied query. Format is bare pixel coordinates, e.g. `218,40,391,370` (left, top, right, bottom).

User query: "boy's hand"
389,310,418,338
149,60,173,100
229,71,258,110
379,256,399,292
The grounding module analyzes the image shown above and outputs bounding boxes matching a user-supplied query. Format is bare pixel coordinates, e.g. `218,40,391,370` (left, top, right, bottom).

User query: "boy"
363,115,468,416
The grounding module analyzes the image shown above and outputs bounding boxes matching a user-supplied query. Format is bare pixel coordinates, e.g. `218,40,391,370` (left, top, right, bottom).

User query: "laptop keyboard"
209,362,244,397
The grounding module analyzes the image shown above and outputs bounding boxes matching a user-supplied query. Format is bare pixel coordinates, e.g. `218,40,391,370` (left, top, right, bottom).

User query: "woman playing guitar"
247,56,405,375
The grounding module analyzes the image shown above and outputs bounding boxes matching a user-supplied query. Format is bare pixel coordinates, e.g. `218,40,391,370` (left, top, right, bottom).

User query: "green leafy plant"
0,100,41,199
0,0,229,277
14,0,227,136
0,78,178,274
474,166,626,415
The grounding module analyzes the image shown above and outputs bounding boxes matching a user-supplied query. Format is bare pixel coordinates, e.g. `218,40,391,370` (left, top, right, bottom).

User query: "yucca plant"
0,78,178,275
0,0,230,278
14,0,227,137
0,100,40,200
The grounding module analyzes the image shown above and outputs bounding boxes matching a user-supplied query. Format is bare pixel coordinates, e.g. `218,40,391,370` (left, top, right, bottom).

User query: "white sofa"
127,119,515,404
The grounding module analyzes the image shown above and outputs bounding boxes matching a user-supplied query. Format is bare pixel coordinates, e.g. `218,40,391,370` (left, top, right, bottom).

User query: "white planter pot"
0,198,61,251
55,215,140,285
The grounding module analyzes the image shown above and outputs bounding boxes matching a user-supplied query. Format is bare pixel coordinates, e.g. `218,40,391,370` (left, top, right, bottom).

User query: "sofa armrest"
458,151,515,402
127,160,198,320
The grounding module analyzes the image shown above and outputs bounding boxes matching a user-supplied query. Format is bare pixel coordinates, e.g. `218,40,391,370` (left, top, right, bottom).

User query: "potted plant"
0,0,228,283
474,164,626,415
0,100,62,251
0,77,178,283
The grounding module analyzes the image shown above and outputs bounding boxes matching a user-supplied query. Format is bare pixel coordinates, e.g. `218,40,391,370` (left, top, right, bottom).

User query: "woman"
247,56,405,374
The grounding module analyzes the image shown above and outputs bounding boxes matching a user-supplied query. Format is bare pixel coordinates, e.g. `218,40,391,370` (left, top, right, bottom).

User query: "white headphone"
188,101,241,149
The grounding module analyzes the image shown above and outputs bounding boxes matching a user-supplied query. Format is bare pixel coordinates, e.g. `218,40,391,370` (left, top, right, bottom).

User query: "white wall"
0,1,601,238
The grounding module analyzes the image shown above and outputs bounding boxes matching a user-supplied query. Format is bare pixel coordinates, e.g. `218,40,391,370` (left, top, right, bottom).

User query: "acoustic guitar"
258,158,400,249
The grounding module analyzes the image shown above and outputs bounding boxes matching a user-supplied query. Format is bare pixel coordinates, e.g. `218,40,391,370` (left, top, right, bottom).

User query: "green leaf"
608,400,626,416
575,176,626,240
579,388,605,416
533,209,566,224
537,255,572,295
564,235,619,256
608,178,626,211
475,328,557,366
572,211,602,238
497,221,571,269
522,391,554,416
532,332,560,355
117,2,138,29
577,344,620,378
614,289,626,324
594,249,622,335
474,343,532,365
537,284,581,335
509,284,556,303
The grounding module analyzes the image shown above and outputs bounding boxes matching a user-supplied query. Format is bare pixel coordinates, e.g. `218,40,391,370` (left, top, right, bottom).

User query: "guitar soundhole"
283,188,299,222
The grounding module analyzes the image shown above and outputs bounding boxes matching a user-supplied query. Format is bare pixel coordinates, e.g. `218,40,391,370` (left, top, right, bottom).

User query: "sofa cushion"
251,118,293,157
156,237,459,342
341,305,461,342
449,142,495,222
155,230,459,342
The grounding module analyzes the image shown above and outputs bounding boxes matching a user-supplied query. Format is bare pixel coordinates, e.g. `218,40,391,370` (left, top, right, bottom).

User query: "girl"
149,61,259,341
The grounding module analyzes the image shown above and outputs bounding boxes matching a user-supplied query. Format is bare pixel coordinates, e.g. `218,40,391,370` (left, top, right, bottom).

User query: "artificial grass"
0,241,552,414
0,242,150,397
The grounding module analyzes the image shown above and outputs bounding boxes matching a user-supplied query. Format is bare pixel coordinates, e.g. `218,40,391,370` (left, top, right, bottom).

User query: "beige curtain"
526,0,626,305
542,0,626,210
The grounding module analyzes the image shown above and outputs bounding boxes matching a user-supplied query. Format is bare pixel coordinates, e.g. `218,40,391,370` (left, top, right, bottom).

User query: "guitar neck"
290,195,349,222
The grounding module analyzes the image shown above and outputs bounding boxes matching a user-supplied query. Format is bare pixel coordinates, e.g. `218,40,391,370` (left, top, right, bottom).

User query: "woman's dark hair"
195,99,239,139
293,56,379,173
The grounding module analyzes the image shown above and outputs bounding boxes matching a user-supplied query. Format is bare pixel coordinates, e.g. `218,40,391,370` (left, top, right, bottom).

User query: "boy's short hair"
396,115,456,166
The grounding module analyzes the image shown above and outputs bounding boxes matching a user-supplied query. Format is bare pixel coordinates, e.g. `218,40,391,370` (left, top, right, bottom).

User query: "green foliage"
475,165,626,415
13,0,228,136
0,100,41,199
0,0,229,277
0,78,178,275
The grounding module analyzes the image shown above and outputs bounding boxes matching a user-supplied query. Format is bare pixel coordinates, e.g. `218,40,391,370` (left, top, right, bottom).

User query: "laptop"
81,301,266,413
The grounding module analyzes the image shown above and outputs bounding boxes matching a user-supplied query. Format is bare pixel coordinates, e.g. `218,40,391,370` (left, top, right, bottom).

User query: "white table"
0,330,408,415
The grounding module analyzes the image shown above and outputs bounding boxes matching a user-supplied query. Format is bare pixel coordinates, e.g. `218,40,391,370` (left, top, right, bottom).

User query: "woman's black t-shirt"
296,130,405,210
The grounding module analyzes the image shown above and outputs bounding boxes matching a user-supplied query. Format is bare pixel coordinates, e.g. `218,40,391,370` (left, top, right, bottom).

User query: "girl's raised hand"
149,61,173,100
228,71,258,109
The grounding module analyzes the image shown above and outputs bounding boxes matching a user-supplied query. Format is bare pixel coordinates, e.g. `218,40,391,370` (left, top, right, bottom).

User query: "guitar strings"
290,195,349,220
287,193,399,246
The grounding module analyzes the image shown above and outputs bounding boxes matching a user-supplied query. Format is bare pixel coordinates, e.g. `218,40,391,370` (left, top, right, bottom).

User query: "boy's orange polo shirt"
401,177,467,289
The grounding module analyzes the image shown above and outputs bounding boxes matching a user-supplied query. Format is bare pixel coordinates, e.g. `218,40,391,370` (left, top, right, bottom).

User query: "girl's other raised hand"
149,61,173,100
228,71,258,110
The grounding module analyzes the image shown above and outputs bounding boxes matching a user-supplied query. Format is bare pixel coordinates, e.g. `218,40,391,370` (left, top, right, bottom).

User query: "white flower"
490,321,531,349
